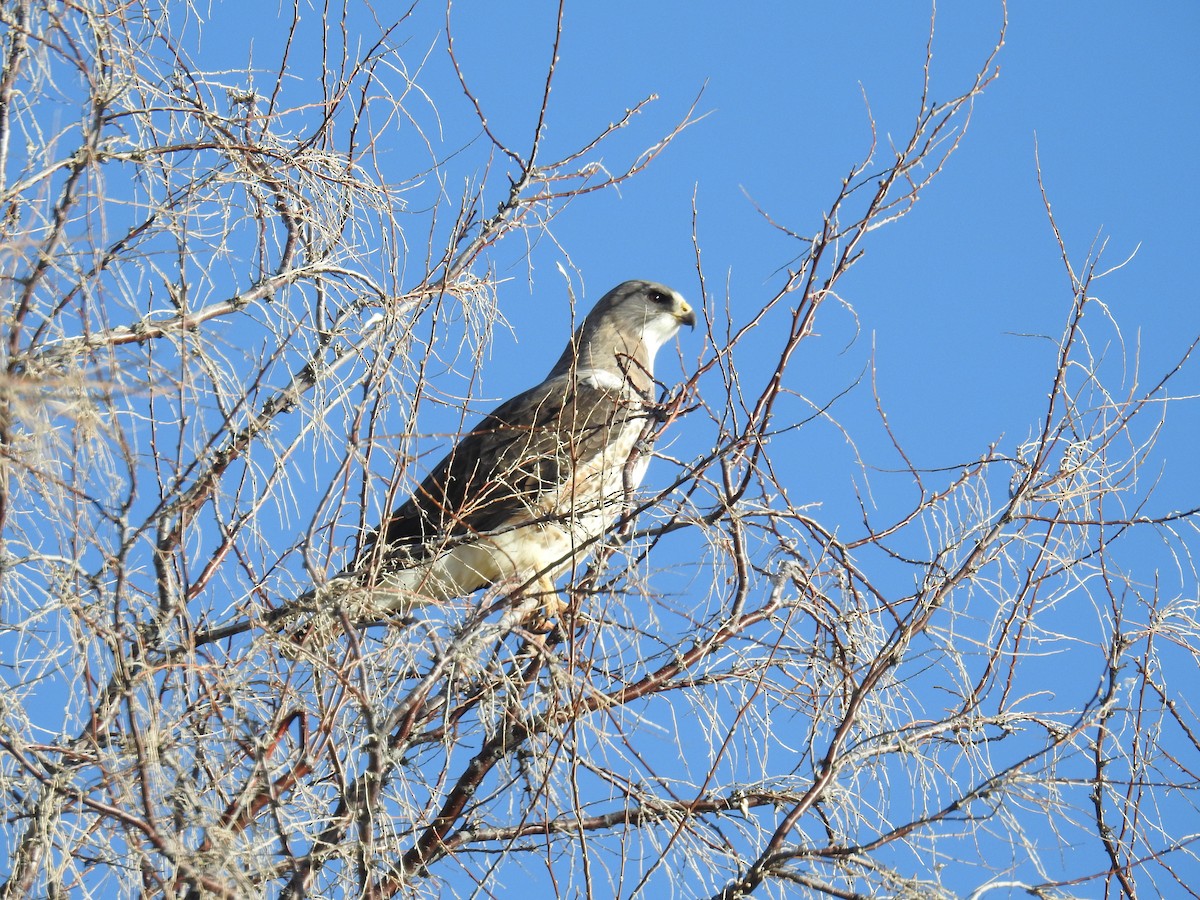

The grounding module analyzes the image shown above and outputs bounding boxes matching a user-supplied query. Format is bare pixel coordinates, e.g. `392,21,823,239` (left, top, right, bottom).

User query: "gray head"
548,280,694,391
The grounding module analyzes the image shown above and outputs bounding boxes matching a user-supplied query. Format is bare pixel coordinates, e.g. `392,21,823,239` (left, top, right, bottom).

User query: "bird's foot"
527,592,569,634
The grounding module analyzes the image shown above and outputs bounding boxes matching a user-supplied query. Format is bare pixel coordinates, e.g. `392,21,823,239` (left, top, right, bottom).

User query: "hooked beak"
677,299,696,330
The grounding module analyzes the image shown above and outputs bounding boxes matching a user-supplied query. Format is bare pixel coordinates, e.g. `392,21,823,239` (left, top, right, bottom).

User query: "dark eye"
648,289,670,305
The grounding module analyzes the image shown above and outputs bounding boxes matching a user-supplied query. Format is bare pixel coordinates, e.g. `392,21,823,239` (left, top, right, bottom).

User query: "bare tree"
1,2,1196,898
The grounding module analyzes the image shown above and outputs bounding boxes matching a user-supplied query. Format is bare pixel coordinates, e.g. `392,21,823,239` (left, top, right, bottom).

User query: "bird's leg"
526,573,568,632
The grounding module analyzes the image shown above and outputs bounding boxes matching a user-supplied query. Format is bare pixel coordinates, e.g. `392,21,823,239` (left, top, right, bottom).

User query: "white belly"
373,525,575,607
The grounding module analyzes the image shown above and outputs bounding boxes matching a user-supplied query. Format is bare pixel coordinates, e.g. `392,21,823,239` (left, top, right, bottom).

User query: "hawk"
334,280,694,622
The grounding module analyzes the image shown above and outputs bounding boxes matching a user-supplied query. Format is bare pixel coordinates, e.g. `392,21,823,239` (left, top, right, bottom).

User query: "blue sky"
9,2,1195,895
182,3,1200,511
344,3,1196,892
210,0,1200,440
130,0,1200,540
420,4,1200,893
406,1,1199,517
209,1,1200,893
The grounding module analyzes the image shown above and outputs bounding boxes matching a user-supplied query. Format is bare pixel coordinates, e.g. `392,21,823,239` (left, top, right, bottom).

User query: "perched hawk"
337,280,694,621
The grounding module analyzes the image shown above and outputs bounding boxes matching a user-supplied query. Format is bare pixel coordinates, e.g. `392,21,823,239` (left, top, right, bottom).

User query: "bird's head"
588,278,695,350
549,280,694,389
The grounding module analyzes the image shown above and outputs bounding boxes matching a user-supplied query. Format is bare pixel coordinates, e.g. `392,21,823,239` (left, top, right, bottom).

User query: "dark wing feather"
358,378,641,566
